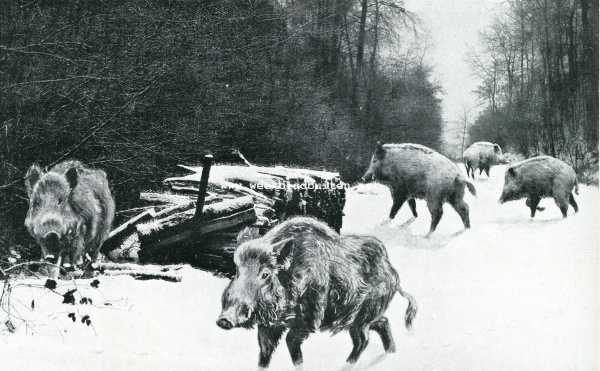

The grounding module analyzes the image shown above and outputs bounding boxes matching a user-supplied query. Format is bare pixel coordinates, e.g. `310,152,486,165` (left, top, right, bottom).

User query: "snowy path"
2,165,598,371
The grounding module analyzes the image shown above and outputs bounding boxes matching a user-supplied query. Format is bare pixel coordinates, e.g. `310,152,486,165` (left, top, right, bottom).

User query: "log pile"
102,153,346,276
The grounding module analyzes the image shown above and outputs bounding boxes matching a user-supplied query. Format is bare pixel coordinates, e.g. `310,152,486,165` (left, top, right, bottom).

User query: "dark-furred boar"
216,217,417,369
24,160,115,268
499,155,579,218
362,142,476,233
463,141,507,179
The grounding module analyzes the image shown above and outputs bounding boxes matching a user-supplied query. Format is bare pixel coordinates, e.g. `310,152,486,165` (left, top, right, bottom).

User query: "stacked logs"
102,153,346,276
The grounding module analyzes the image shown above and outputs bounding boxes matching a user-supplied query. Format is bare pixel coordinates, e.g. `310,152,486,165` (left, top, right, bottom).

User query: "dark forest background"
468,0,598,175
0,0,443,249
0,0,598,253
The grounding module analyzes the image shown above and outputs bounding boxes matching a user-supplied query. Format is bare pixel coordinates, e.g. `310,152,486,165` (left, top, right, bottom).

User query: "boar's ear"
65,167,79,189
271,238,294,268
493,144,501,153
25,164,43,197
236,226,260,245
375,141,385,160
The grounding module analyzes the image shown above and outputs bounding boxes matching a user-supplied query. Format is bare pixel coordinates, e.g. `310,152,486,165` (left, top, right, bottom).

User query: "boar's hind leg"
285,327,310,366
346,325,370,364
370,317,396,353
554,195,570,218
569,193,579,213
450,199,470,229
408,199,418,218
426,199,443,233
258,325,285,368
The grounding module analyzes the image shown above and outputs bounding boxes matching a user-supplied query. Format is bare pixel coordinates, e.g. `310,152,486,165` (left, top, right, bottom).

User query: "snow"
2,165,598,371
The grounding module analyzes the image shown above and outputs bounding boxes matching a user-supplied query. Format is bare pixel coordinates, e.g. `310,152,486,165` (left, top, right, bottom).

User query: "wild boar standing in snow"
499,155,579,218
24,160,115,269
361,142,476,234
463,141,507,179
216,217,417,369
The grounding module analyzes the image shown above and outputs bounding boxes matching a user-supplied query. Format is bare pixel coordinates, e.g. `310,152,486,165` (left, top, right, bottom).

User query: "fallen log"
137,196,256,250
95,262,185,282
140,191,216,205
102,208,156,252
138,207,256,252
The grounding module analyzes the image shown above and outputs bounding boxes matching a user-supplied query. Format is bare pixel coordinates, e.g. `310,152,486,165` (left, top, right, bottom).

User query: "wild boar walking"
362,142,476,233
24,160,115,268
463,141,506,179
216,217,417,369
499,155,579,218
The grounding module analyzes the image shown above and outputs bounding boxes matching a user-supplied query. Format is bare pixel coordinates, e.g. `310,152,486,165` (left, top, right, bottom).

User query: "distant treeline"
0,0,442,249
469,0,598,174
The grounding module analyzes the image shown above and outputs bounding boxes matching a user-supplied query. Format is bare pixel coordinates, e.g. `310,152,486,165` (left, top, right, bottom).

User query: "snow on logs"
102,153,346,276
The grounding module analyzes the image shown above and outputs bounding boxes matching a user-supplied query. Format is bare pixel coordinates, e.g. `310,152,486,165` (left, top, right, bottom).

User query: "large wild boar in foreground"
463,141,507,179
362,142,476,234
216,217,417,369
24,160,115,269
499,155,579,218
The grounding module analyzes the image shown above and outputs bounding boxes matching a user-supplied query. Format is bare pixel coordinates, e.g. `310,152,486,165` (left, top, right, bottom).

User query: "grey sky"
403,0,505,124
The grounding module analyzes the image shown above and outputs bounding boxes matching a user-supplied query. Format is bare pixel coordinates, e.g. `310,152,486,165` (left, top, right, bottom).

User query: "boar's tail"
398,285,417,330
457,176,476,197
465,180,477,196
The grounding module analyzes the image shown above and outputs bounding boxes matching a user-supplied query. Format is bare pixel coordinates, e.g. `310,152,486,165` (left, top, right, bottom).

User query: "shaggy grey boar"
24,160,115,268
216,217,417,369
362,142,476,233
463,141,507,179
499,155,579,218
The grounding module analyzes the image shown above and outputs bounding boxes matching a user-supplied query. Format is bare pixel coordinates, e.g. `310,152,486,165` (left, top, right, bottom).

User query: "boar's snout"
43,231,61,255
217,300,253,330
360,171,374,183
216,316,234,330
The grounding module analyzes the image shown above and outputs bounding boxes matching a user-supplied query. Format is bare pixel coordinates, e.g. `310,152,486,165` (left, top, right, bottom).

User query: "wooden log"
139,207,256,252
140,191,212,205
105,233,140,262
102,208,156,253
95,262,185,282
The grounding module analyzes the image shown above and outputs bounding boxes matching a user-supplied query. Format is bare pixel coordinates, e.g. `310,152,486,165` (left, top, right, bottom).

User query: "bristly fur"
499,155,579,218
219,216,417,367
24,160,115,265
362,142,474,233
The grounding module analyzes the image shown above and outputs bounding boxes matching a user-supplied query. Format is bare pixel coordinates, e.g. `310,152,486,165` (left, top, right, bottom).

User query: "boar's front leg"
389,190,408,220
285,327,310,366
370,317,396,353
525,196,544,218
258,325,285,369
346,325,370,364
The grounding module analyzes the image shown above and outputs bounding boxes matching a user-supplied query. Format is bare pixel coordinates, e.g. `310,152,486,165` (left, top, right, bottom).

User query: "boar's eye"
260,270,271,280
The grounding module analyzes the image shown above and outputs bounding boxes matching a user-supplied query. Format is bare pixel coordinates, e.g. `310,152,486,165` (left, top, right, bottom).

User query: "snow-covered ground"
1,165,598,371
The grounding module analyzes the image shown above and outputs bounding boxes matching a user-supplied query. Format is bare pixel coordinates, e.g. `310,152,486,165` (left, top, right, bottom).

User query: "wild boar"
216,217,417,369
499,155,579,218
463,141,507,179
24,160,115,268
361,142,476,234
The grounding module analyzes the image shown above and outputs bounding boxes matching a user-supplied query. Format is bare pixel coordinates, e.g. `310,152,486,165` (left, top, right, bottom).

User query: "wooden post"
194,154,214,219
